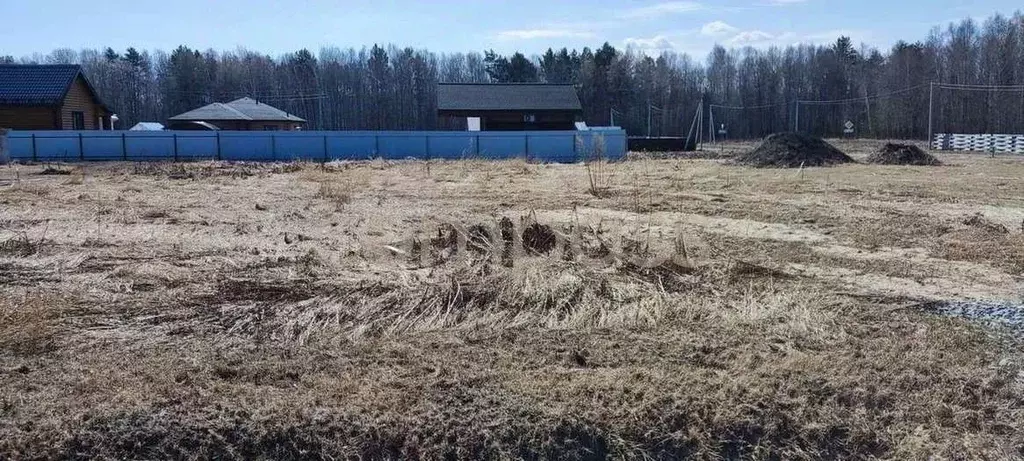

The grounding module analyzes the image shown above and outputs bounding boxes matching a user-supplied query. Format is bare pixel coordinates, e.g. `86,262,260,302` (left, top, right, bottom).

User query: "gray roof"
169,97,306,122
129,122,165,131
0,64,110,110
437,83,582,112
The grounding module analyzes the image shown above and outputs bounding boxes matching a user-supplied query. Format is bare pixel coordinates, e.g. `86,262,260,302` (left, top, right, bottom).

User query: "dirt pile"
867,143,941,165
733,133,854,168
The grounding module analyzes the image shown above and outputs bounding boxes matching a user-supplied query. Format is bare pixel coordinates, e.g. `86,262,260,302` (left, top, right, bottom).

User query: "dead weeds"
1,147,1023,459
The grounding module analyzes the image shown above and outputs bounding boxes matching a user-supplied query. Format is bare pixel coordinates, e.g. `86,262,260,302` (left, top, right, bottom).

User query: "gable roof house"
168,97,306,131
437,83,583,131
0,64,114,130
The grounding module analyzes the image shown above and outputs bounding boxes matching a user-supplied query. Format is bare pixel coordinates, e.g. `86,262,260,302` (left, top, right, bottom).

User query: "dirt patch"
866,143,941,166
733,133,854,168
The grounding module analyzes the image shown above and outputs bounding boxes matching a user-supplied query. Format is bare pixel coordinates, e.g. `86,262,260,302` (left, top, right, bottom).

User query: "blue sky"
0,1,1019,59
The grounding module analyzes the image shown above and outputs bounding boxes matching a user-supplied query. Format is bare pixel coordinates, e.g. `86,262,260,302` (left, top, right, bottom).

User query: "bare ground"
1,139,1022,459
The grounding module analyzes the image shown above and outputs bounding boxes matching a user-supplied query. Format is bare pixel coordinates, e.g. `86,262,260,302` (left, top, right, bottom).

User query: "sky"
0,1,1020,60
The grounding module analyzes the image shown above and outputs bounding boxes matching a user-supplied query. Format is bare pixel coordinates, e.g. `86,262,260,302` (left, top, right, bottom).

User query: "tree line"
2,11,1022,139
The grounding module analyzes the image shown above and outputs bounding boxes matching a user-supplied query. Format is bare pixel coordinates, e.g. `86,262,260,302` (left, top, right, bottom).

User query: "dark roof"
0,64,110,110
437,83,582,112
169,97,306,123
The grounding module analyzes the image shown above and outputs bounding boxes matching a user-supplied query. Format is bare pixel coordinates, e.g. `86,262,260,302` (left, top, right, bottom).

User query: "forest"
3,12,1023,139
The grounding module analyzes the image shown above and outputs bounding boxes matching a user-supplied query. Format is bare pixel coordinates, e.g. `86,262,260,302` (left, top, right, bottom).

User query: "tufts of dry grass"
0,295,64,356
2,143,1024,459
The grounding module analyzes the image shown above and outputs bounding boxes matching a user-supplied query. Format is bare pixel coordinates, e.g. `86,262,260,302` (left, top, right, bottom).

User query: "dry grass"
0,141,1022,459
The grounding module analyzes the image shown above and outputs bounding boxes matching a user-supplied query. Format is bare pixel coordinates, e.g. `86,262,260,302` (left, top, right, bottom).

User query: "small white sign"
717,123,727,135
843,120,855,134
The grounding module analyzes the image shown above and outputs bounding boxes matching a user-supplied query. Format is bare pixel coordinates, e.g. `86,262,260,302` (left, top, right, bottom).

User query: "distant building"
167,97,306,131
129,122,165,131
437,83,582,131
0,64,114,130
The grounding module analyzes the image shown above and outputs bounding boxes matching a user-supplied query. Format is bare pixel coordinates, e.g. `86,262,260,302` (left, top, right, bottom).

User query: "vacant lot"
1,140,1022,459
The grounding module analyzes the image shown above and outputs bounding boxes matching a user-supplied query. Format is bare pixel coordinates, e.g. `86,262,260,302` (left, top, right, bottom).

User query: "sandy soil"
1,139,1022,459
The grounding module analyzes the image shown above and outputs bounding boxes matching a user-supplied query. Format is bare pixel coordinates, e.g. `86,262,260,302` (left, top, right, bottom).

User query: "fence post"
0,129,7,164
475,134,480,156
216,132,222,160
173,133,178,162
322,134,328,163
31,133,37,162
121,132,127,161
424,135,430,160
524,134,530,162
270,133,276,161
374,134,380,157
78,132,84,160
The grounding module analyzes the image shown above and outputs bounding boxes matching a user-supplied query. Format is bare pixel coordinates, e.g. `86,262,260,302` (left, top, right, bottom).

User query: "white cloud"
624,2,704,19
495,28,595,40
768,0,808,4
623,35,676,51
727,30,775,45
701,21,738,37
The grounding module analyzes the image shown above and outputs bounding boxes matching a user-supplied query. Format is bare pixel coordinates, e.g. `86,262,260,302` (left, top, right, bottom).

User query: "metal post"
322,134,328,162
475,134,480,156
31,134,37,162
647,103,652,138
78,132,84,160
374,134,380,157
173,133,178,161
121,132,127,161
927,82,935,149
425,135,430,160
216,132,222,160
524,135,530,161
270,133,276,160
610,108,614,126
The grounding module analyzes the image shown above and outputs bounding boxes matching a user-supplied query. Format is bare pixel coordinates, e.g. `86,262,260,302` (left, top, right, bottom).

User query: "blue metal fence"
5,130,627,163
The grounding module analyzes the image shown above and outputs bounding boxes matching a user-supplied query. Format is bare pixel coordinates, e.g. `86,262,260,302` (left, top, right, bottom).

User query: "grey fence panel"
5,129,627,163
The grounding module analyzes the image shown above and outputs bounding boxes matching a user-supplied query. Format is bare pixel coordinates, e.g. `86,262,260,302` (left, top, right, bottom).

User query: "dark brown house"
0,64,114,130
168,97,306,131
437,83,583,131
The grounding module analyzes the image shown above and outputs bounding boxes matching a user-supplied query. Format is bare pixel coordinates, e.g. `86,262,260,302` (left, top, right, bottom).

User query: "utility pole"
927,82,935,149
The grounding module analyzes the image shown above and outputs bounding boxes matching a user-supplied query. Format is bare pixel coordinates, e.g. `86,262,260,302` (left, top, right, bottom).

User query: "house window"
263,125,279,131
71,111,85,130
523,114,536,123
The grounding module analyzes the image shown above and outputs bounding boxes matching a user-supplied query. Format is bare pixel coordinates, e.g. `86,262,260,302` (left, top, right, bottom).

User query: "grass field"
1,139,1022,459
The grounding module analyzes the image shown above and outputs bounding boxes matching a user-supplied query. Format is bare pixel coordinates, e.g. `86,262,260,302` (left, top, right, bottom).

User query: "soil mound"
866,143,941,166
733,133,854,168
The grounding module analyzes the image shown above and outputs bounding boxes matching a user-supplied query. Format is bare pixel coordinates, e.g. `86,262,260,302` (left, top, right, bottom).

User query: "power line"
935,83,1024,91
709,83,930,110
710,101,788,110
798,84,929,105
